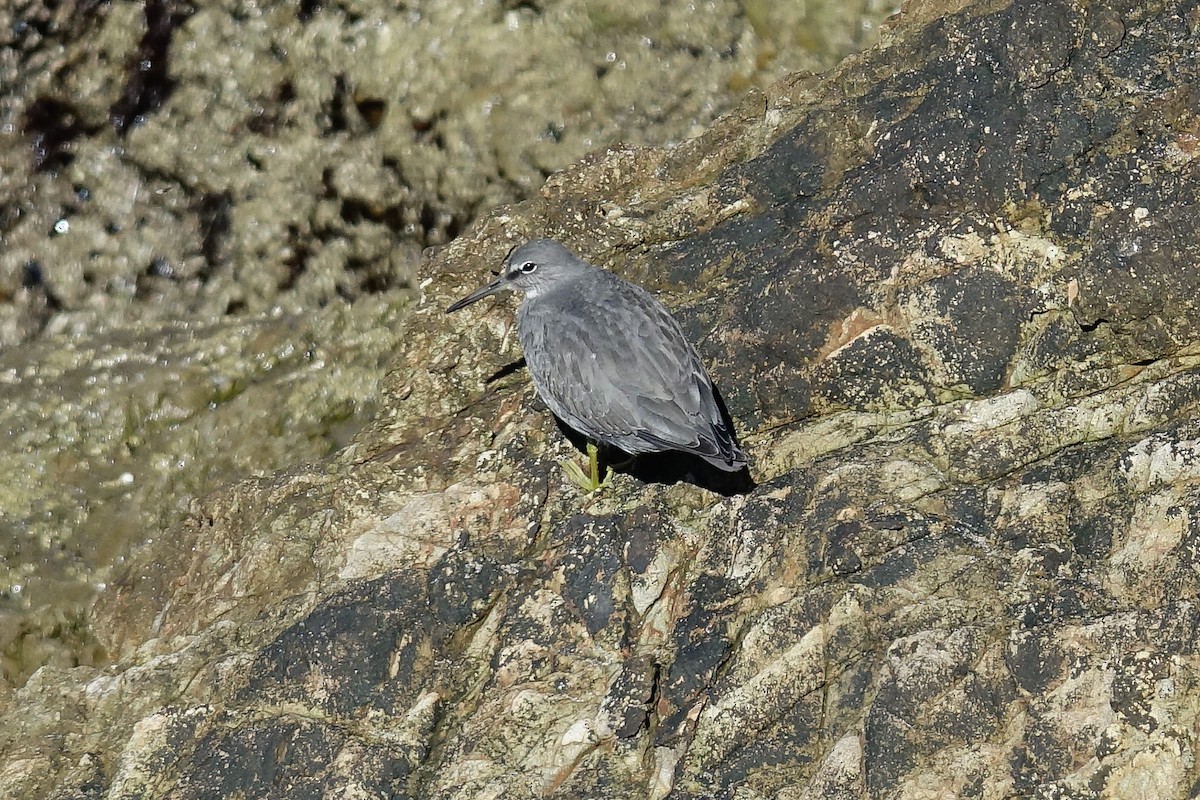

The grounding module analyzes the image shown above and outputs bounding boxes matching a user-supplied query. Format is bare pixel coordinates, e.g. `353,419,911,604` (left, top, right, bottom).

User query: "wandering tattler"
446,239,747,491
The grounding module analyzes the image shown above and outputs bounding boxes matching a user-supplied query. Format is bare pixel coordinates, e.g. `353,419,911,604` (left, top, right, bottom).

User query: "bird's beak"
446,274,505,313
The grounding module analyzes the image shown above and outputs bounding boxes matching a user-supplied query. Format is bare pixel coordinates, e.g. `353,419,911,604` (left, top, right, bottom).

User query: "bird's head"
446,239,588,312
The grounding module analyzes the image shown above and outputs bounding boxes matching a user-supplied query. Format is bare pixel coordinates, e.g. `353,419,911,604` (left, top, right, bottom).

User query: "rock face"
4,0,1200,798
0,0,883,693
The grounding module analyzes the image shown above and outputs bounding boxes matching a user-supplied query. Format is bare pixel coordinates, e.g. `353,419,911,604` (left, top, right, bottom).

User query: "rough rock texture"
4,0,1200,797
0,0,889,691
0,0,882,344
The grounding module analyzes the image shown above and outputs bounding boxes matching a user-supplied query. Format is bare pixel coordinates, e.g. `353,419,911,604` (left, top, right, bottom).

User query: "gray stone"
3,0,1200,798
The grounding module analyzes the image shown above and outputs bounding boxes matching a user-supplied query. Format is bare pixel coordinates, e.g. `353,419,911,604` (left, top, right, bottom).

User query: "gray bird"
447,239,747,489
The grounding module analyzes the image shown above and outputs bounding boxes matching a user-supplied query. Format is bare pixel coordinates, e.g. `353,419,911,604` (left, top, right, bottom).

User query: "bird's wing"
521,276,739,464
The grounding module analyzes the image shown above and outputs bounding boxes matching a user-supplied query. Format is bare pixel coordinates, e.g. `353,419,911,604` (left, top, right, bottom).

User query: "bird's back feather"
518,266,746,471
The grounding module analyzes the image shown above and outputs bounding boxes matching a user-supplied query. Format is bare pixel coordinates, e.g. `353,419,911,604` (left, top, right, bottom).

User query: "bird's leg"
590,442,615,489
606,452,636,471
559,441,613,493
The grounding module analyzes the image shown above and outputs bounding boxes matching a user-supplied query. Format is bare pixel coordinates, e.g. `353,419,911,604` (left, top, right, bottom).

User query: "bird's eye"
520,261,537,274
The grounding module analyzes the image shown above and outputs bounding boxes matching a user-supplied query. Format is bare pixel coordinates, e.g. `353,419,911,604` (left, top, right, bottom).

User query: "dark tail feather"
638,429,747,472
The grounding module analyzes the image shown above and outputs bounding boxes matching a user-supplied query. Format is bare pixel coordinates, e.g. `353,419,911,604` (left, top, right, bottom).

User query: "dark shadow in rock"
485,357,527,384
554,417,756,496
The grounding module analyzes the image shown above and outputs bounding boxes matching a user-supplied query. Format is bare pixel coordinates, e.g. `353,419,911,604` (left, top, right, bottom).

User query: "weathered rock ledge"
3,0,1200,797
